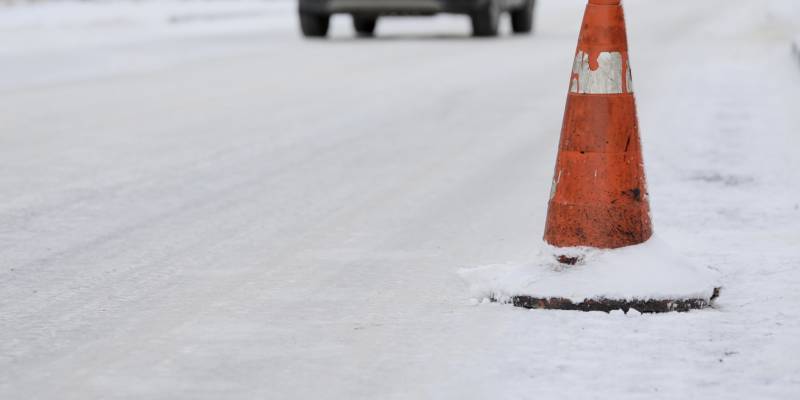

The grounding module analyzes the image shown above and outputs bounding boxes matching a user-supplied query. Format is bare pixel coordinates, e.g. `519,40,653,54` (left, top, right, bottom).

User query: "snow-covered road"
2,0,799,398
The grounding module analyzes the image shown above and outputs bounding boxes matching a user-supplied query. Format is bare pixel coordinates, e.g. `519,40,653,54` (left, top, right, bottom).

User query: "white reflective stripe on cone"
570,51,633,94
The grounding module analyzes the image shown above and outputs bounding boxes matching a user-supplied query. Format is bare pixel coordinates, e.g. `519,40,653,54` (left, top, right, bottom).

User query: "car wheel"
353,15,377,36
300,12,330,38
471,0,500,37
511,0,535,34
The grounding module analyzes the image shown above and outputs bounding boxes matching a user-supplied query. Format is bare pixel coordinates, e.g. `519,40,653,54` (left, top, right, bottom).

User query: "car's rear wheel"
471,0,500,37
300,12,330,38
353,15,377,36
511,0,535,34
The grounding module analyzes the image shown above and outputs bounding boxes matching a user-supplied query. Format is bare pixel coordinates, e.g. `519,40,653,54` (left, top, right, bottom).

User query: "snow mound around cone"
459,236,720,304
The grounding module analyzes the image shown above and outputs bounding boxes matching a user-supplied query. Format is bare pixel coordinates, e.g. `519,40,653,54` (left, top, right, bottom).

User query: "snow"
1,0,800,399
794,35,800,64
459,236,720,304
0,0,296,89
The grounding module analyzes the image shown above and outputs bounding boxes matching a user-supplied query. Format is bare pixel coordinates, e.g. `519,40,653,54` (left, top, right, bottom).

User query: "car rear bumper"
299,0,493,15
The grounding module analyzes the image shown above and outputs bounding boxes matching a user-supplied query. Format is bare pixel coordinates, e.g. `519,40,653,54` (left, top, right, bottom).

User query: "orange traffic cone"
459,0,720,313
544,0,652,249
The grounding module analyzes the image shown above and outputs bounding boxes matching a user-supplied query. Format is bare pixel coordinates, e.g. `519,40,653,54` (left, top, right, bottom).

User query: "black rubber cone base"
499,288,721,314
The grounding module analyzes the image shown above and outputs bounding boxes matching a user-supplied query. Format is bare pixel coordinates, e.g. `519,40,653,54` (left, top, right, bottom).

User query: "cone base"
498,288,720,314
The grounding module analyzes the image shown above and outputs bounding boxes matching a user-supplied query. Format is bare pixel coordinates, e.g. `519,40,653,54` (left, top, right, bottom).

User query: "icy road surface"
2,0,800,398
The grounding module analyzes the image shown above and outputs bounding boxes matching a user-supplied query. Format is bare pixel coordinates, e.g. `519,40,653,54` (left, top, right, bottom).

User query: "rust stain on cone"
544,0,652,249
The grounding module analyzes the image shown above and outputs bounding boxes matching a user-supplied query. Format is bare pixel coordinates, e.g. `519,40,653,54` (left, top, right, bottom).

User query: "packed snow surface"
1,0,800,399
794,35,800,64
460,236,720,303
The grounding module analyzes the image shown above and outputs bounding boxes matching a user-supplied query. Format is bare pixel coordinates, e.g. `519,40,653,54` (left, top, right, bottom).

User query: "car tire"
471,0,500,37
353,16,377,36
511,0,535,34
300,12,330,38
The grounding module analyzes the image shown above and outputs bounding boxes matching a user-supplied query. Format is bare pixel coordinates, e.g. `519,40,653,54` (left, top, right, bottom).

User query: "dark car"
298,0,536,38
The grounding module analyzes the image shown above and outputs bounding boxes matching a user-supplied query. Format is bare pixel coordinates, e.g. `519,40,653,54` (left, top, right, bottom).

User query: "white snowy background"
1,0,799,398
